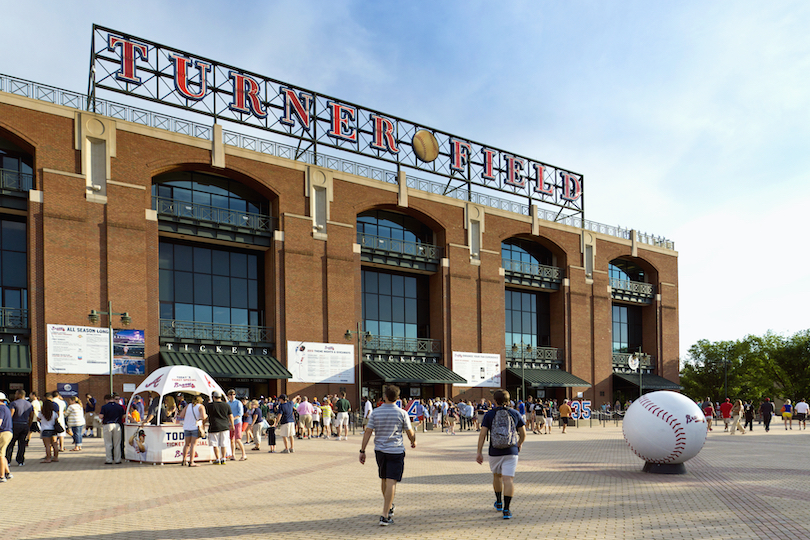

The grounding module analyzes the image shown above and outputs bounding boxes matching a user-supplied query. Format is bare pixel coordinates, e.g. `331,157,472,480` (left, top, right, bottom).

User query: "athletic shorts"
489,454,519,477
336,412,349,427
375,450,405,482
561,417,569,425
277,422,295,438
230,423,243,440
209,431,229,447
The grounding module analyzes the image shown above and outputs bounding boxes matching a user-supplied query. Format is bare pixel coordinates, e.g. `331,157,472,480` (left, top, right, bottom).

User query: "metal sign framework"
88,25,584,219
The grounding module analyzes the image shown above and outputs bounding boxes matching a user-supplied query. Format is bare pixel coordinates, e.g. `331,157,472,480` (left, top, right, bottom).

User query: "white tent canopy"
132,365,225,397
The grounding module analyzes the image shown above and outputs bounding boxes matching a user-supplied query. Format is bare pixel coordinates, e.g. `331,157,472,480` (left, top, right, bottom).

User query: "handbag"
53,418,65,434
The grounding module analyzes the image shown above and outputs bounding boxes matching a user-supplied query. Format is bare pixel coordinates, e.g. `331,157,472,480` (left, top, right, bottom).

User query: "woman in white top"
177,395,206,467
38,400,59,463
66,396,86,451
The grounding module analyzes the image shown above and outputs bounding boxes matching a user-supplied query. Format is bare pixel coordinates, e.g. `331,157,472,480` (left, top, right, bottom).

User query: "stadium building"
0,26,680,410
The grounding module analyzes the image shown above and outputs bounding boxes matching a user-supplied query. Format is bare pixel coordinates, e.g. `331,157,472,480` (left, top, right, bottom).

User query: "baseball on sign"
623,391,707,466
412,130,439,162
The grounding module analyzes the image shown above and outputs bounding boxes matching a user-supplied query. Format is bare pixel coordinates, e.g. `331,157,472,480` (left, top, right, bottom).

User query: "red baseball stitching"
627,395,688,464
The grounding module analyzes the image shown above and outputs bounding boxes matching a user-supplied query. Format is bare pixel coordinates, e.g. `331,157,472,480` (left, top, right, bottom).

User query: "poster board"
286,341,355,384
47,325,110,374
452,351,502,388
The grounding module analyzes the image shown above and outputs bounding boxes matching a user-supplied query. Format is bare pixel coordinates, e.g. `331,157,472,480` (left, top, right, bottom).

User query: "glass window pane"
213,306,230,324
365,320,379,335
194,274,212,305
212,249,230,276
194,305,212,323
391,274,404,297
174,271,193,303
405,324,417,339
249,311,259,327
392,297,405,322
230,253,247,278
378,273,391,295
364,294,378,319
404,277,416,299
512,312,521,334
4,289,21,308
175,303,194,321
230,308,248,326
363,271,377,294
379,321,392,336
212,276,230,306
159,269,173,302
405,299,417,324
248,280,258,309
393,323,405,338
193,247,211,274
1,221,26,252
231,278,248,308
378,295,392,322
2,252,26,288
159,302,173,319
159,243,173,270
247,256,258,280
211,194,230,210
174,245,193,271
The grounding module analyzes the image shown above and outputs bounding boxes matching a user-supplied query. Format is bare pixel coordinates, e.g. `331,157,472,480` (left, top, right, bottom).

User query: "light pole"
345,323,371,414
88,301,132,394
723,357,730,399
511,342,532,402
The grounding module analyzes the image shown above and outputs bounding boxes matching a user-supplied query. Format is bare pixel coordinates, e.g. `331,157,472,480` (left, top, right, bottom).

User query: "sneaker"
5,474,12,480
388,504,395,519
289,448,295,453
18,462,24,467
0,477,5,483
494,502,503,511
280,449,289,454
503,509,513,519
379,516,393,526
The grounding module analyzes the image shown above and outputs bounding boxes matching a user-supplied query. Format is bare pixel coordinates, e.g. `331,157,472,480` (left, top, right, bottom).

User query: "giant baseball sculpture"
623,391,707,474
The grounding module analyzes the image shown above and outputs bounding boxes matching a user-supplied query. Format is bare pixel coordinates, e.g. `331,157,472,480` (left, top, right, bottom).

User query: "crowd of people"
698,397,809,433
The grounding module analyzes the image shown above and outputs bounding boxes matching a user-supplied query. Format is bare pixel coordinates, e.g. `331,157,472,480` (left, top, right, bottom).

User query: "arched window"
357,210,433,245
501,238,552,268
152,171,270,216
609,259,645,283
0,138,34,191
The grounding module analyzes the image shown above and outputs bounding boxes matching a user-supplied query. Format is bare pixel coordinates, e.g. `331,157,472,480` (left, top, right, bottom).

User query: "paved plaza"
6,421,810,540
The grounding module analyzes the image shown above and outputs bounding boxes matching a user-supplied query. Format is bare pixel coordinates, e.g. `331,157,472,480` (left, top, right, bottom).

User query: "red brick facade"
0,91,679,408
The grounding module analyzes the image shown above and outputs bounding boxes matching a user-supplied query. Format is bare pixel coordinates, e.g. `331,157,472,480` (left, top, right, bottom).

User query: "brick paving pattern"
5,423,809,540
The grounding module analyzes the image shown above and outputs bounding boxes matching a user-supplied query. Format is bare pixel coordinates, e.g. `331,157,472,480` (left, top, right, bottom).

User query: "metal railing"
364,335,442,354
0,169,33,192
612,352,655,372
159,319,272,343
357,232,443,260
152,196,275,233
502,258,563,281
1,72,674,249
610,278,655,297
505,346,562,362
0,307,28,329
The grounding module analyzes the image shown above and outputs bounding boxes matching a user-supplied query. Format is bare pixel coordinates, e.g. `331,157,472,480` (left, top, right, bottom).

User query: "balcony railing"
153,196,275,233
610,278,655,299
505,346,562,362
0,169,33,192
160,319,272,344
502,258,563,281
357,233,443,260
0,307,28,329
364,335,442,355
612,352,655,372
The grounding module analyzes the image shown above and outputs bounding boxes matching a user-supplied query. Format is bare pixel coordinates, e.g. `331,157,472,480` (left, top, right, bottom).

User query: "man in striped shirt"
359,385,416,526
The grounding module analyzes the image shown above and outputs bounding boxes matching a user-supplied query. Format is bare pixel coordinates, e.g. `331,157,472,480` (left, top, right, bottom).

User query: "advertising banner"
286,341,355,384
452,351,502,388
124,424,214,464
47,325,110,374
113,329,145,375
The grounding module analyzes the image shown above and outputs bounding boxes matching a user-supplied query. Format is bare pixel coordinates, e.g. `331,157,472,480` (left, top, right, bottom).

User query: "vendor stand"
124,365,225,464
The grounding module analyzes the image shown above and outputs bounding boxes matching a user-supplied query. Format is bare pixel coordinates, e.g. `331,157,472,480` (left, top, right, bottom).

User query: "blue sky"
3,1,808,360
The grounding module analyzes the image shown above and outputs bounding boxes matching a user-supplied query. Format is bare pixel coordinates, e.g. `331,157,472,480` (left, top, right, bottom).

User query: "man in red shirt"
719,398,733,432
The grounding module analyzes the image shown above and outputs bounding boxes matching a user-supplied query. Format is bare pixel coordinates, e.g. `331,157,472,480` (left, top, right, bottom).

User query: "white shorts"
544,417,552,426
337,412,349,427
277,422,295,438
322,417,332,427
209,431,229,447
489,454,519,477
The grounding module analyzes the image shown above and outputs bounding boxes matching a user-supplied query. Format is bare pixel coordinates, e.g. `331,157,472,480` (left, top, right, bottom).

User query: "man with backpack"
475,389,526,520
